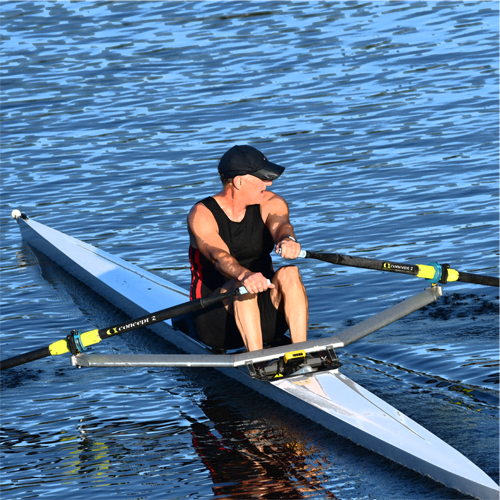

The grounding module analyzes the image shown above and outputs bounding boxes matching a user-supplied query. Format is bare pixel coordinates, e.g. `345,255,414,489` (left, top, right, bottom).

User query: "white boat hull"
13,214,500,499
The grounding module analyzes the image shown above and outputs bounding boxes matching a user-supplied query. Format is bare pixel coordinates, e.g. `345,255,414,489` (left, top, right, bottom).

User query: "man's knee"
276,265,302,288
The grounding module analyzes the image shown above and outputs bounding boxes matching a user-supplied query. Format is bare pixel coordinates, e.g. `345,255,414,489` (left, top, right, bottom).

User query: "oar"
296,250,499,287
0,285,256,371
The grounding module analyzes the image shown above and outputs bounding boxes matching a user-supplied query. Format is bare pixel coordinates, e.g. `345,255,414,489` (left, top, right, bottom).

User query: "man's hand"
238,270,274,294
276,237,301,259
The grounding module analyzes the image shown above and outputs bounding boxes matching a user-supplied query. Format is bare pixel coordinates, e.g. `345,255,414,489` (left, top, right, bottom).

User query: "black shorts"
192,289,289,351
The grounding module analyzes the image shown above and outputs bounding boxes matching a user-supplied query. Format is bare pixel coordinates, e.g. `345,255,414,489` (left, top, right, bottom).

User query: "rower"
187,145,309,352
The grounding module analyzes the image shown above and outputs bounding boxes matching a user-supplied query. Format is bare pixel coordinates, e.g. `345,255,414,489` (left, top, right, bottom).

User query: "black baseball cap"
218,145,285,181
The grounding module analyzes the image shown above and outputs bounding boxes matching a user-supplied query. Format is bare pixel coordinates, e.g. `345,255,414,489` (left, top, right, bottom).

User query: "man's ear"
233,176,243,190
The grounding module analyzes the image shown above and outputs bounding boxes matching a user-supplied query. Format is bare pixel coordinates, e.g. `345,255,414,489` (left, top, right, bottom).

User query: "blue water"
1,1,498,499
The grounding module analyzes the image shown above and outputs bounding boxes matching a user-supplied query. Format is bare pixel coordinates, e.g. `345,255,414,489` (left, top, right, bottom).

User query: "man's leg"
221,281,264,352
270,266,308,344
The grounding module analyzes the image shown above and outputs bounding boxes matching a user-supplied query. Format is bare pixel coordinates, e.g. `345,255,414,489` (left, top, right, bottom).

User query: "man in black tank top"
187,145,308,352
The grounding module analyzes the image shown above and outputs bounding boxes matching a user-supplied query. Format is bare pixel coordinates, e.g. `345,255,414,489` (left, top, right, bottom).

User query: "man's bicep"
188,205,229,262
266,196,291,237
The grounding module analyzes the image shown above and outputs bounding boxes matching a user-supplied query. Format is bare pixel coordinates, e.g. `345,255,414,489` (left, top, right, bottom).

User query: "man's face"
239,174,273,203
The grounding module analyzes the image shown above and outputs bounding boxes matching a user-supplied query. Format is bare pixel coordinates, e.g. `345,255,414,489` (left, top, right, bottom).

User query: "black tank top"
189,197,275,299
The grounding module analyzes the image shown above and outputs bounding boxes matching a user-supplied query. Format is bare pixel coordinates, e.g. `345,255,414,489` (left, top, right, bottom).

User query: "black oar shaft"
454,271,499,287
0,347,51,371
96,289,237,341
306,251,419,277
304,251,499,287
0,289,240,371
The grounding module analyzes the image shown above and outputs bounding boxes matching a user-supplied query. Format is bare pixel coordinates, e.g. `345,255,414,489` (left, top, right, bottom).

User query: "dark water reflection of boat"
188,397,339,499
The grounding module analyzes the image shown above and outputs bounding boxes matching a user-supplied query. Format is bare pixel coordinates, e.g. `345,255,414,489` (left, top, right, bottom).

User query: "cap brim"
251,161,285,181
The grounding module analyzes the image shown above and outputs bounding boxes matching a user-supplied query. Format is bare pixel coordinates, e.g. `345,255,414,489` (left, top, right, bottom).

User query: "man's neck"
214,187,248,223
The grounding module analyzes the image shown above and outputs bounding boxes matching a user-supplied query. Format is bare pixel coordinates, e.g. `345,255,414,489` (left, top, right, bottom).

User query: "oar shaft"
306,251,419,276
95,289,239,342
45,291,239,357
0,288,242,371
304,251,499,287
454,271,499,287
0,347,51,371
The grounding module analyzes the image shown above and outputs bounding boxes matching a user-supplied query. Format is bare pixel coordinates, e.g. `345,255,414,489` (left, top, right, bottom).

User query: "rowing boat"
10,212,500,499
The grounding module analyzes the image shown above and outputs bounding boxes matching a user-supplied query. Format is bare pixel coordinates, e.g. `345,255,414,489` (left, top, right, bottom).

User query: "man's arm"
187,203,273,293
264,194,301,259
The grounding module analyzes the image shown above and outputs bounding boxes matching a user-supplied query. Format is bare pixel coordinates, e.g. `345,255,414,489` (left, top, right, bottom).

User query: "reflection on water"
1,1,498,499
188,398,339,499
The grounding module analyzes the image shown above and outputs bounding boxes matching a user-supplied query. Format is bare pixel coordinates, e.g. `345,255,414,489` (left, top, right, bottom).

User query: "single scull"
7,212,499,499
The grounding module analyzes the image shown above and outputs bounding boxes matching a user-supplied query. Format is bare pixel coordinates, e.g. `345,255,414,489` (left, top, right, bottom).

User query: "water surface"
1,2,498,499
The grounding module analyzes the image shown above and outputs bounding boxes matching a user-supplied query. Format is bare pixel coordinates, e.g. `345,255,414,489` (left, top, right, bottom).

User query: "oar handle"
278,248,307,258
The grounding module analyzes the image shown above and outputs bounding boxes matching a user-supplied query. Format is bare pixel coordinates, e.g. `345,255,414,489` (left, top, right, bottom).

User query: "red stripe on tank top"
189,247,203,300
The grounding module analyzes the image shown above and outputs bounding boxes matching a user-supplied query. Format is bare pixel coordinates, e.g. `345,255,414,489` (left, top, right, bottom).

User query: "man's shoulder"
262,190,287,208
261,191,289,222
188,199,216,225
